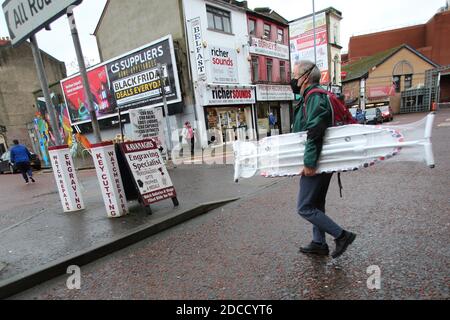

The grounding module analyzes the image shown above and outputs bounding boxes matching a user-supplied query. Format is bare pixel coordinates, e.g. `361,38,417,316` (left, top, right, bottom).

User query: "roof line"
289,7,342,23
343,44,439,83
93,0,110,36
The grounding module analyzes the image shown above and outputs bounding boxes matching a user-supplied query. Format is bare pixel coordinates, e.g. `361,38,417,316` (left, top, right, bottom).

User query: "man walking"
10,140,35,185
290,61,356,259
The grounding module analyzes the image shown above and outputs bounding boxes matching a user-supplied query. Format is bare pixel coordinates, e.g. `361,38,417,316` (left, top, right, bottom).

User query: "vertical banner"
48,145,85,213
120,139,176,206
91,142,128,218
191,17,206,79
129,107,167,159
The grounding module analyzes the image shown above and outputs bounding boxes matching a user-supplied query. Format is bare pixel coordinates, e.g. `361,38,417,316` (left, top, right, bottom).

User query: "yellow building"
342,45,439,114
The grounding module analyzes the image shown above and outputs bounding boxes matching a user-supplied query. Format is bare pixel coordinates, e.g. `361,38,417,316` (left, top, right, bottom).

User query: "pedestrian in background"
291,60,356,259
182,121,195,157
10,139,35,185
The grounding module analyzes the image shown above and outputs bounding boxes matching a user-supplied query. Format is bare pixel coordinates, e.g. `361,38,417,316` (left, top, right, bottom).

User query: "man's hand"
301,166,317,177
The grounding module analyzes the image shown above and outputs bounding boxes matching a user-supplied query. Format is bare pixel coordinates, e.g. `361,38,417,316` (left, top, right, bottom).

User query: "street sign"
120,139,177,206
2,0,82,46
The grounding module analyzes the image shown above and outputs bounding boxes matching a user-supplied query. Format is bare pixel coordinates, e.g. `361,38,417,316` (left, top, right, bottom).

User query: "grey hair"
295,60,321,85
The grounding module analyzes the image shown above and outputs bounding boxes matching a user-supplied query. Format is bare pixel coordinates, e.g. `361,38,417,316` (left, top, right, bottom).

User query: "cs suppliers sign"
2,0,82,46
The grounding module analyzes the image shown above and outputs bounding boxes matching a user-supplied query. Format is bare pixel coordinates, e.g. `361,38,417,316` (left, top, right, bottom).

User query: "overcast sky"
0,0,445,75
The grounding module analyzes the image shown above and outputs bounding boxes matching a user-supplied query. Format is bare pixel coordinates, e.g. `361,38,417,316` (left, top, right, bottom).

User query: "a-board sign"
129,107,167,159
91,142,128,218
48,145,84,212
120,139,176,206
2,0,82,47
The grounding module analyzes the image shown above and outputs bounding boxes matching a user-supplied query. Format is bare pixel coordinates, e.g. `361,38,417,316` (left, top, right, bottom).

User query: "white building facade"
183,0,255,148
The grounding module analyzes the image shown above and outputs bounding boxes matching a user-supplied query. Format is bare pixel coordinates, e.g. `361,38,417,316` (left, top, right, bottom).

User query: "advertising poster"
289,12,329,84
210,47,239,84
61,65,115,125
60,35,181,126
121,139,176,206
129,107,167,159
107,36,181,110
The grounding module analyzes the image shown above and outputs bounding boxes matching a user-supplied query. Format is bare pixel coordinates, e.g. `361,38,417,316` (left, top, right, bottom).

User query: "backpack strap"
338,172,343,198
303,89,335,126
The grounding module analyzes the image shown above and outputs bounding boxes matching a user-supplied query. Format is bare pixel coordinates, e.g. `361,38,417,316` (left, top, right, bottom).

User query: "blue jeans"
297,173,343,244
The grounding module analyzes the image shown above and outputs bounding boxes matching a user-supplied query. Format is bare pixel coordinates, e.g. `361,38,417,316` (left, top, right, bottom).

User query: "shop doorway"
257,103,282,137
205,106,254,145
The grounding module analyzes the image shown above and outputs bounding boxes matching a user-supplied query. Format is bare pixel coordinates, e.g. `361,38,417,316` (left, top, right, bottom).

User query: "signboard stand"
48,145,85,212
115,140,179,215
91,142,129,218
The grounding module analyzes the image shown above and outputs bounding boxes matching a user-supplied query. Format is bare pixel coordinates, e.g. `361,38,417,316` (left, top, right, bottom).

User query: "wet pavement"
6,110,450,300
0,164,280,284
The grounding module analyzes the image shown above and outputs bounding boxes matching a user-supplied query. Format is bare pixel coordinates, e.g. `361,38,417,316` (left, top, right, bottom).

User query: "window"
264,23,271,40
393,76,401,93
277,28,284,43
333,23,340,44
405,74,413,89
207,5,232,34
267,59,273,82
249,19,256,36
252,56,259,82
280,61,286,83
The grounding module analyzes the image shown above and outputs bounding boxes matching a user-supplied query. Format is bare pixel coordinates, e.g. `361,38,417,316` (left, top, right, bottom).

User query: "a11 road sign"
2,0,82,47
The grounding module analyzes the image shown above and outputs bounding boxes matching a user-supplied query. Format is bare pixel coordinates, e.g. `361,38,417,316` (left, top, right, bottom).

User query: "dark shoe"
30,177,35,183
331,231,357,259
300,242,329,256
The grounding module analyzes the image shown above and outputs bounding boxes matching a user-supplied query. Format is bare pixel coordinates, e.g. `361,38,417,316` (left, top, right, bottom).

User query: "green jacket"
292,85,332,168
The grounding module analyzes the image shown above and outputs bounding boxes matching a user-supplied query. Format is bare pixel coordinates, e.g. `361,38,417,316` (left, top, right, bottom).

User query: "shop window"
207,5,232,34
267,59,273,82
264,23,271,40
249,19,256,36
252,56,259,82
405,74,413,90
277,28,284,43
280,61,286,83
393,76,401,93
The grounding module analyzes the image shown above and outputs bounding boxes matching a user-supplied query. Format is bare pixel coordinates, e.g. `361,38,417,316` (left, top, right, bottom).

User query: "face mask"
291,66,315,95
290,78,301,94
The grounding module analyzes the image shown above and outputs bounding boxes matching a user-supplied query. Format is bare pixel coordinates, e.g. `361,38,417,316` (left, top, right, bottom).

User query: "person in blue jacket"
10,140,35,184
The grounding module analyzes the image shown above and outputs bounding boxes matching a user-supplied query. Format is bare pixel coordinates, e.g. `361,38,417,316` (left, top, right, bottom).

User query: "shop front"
255,84,294,137
202,85,256,145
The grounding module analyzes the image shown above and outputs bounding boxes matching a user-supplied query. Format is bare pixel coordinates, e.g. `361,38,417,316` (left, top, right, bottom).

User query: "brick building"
247,8,293,136
0,38,66,155
343,4,450,103
342,45,438,114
